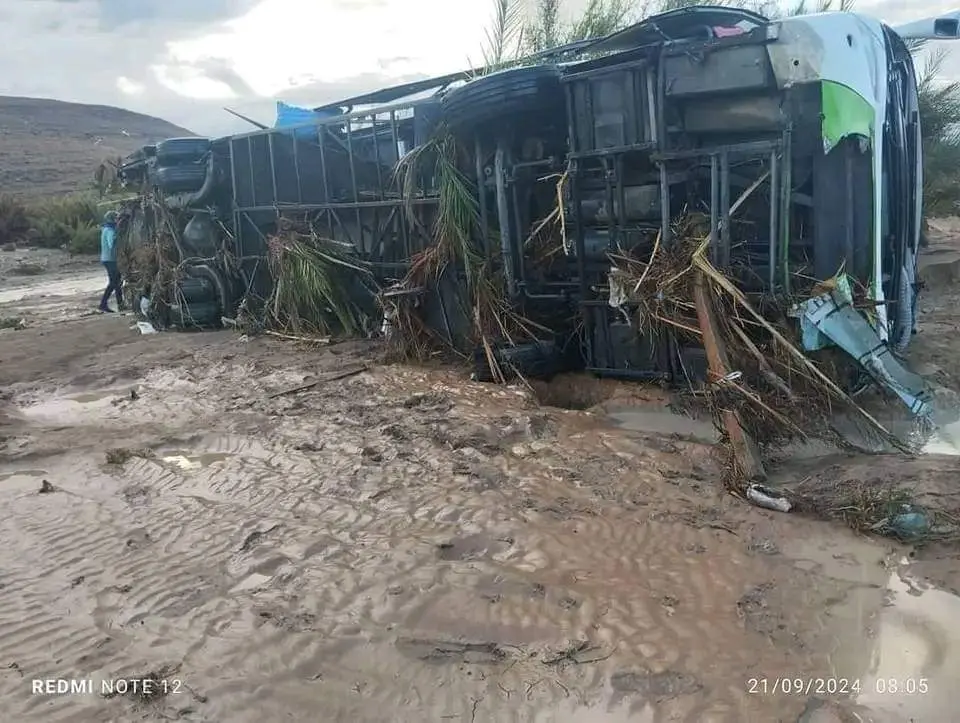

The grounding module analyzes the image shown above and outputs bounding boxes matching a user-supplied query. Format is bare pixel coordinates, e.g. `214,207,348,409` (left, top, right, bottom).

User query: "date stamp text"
747,677,929,696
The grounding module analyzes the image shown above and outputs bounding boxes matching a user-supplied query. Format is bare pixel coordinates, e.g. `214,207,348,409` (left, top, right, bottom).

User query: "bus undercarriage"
118,7,948,420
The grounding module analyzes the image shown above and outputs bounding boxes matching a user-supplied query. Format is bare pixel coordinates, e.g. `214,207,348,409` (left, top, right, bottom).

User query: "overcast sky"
0,0,956,137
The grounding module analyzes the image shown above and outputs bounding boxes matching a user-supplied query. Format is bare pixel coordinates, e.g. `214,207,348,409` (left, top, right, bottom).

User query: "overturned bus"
117,7,959,416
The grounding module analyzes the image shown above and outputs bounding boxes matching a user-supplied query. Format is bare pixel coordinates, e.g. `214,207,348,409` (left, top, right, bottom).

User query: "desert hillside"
0,96,194,199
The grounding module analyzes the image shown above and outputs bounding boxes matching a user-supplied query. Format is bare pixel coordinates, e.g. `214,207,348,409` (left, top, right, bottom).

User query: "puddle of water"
161,452,232,470
69,391,118,404
922,418,960,456
855,566,960,717
0,273,103,304
603,404,718,443
0,469,49,493
0,469,47,482
19,390,127,421
782,535,960,720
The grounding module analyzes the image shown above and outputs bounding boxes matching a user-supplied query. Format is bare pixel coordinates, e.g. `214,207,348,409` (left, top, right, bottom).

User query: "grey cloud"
218,71,432,135
3,0,960,143
53,0,259,28
0,0,433,137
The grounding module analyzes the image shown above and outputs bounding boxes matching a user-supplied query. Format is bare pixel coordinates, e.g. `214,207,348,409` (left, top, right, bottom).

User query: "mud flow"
2,249,960,722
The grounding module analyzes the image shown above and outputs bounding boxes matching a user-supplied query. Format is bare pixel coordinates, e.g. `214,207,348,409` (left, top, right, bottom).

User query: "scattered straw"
608,222,912,488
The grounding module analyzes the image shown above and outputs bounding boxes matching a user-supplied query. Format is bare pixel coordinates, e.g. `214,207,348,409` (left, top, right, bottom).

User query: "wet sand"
2,252,960,722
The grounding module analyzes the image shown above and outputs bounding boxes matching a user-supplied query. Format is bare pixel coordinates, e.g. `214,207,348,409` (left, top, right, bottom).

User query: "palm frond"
525,0,561,54
394,138,440,226
266,225,374,336
564,0,634,43
433,133,483,276
482,0,526,71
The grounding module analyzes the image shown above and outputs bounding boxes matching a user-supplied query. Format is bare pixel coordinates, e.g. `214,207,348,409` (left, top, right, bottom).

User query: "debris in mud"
395,637,508,665
7,662,23,677
747,537,780,555
797,696,867,723
459,462,507,491
70,575,85,588
105,447,154,465
0,316,25,331
125,529,152,549
609,668,703,701
746,484,792,513
435,534,507,561
10,262,45,276
542,640,610,667
254,608,317,632
121,485,152,508
267,365,368,398
557,595,580,610
736,583,774,620
736,582,801,648
429,424,502,455
659,595,680,615
361,445,383,462
513,413,555,440
611,237,917,472
37,479,55,494
238,524,281,552
401,390,452,412
293,440,323,452
786,477,952,542
379,423,409,441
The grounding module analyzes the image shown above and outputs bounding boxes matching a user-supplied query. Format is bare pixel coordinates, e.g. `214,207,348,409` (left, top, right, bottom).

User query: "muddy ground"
1,239,959,723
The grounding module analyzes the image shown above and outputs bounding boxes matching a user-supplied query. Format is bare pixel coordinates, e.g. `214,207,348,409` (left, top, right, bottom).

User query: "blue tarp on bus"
274,102,339,140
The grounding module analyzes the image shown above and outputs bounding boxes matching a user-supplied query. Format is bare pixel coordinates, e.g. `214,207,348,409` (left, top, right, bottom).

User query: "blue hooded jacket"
100,223,117,263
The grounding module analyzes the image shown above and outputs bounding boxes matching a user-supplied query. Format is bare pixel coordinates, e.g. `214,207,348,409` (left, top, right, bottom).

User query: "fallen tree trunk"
692,271,766,482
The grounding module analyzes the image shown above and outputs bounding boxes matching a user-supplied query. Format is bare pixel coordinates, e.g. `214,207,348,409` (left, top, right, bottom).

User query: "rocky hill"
0,96,194,199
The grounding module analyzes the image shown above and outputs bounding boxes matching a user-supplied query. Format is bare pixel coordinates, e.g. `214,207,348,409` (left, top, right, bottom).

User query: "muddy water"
923,417,960,456
782,534,960,720
0,272,103,305
603,404,718,444
0,366,954,722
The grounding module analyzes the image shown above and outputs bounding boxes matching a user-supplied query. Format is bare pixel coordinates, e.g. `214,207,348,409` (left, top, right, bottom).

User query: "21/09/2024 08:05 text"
747,678,929,695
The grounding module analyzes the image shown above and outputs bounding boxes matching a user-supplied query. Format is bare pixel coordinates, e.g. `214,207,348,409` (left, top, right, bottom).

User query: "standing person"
99,210,123,313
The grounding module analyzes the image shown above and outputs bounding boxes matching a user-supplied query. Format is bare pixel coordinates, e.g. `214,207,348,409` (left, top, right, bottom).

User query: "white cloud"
162,0,490,98
2,0,960,137
116,76,145,95
151,63,238,100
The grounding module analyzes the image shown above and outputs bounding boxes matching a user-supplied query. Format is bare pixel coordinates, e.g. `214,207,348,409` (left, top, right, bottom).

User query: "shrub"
0,194,31,245
66,222,102,255
916,49,960,216
26,194,102,251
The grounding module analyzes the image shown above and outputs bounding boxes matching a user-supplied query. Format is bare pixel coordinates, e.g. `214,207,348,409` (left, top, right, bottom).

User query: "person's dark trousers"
100,261,123,311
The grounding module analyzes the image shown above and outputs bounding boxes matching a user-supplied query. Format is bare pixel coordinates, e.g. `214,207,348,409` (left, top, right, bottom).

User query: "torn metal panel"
798,277,933,416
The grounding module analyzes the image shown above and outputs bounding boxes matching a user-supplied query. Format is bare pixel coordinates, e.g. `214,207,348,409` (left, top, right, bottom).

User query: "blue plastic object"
274,102,339,140
889,511,930,538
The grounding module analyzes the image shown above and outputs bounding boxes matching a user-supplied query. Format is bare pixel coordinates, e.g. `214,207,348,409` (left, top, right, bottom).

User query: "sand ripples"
0,367,848,721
